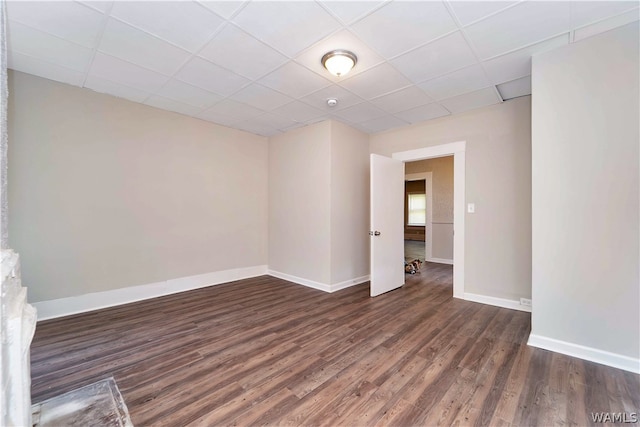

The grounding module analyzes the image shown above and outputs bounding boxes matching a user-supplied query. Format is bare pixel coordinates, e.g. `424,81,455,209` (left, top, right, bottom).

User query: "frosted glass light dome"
321,50,357,77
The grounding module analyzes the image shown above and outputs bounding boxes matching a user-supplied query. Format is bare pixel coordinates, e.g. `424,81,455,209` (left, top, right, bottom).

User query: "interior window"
407,193,426,226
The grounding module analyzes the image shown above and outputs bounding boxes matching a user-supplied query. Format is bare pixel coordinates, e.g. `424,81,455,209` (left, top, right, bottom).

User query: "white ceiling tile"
570,1,638,29
345,121,371,133
259,62,332,98
482,33,569,84
336,102,387,123
233,120,279,137
357,115,409,133
228,83,293,111
84,75,151,103
370,86,434,114
250,112,299,130
351,1,458,58
232,1,341,56
109,1,224,52
339,63,411,99
496,76,531,100
391,31,477,83
447,1,518,26
573,8,639,42
76,1,113,14
7,20,94,72
176,57,250,96
6,1,105,48
11,0,636,135
144,95,204,117
439,87,501,114
272,101,328,123
201,99,265,122
196,108,241,127
156,79,223,109
319,0,386,25
99,19,191,76
280,122,307,133
307,116,334,126
300,85,365,112
295,29,385,82
197,1,246,19
199,25,288,80
419,64,490,101
8,51,85,86
88,52,169,93
394,103,450,124
464,1,571,59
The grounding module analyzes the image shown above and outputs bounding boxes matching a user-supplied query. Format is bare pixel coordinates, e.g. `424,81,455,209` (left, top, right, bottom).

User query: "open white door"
370,154,405,297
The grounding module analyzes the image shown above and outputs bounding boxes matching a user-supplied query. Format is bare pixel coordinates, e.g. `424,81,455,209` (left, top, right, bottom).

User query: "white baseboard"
329,275,370,292
267,270,369,293
463,292,532,313
267,270,330,292
427,257,454,265
528,334,640,374
33,265,268,321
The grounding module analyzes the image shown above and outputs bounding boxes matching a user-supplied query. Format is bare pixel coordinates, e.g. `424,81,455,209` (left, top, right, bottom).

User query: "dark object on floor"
405,259,423,274
32,377,133,427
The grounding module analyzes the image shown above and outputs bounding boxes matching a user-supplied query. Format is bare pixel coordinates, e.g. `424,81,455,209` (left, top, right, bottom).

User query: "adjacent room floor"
404,239,425,262
31,266,639,426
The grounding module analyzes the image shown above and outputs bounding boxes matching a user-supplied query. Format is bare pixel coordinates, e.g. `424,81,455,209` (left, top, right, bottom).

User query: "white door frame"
392,141,466,299
405,172,433,262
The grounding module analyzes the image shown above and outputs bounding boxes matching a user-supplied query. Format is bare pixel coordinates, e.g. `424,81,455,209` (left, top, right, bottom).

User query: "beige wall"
406,156,454,260
8,71,268,302
330,121,370,284
268,121,332,284
268,120,370,287
371,96,532,301
531,23,639,361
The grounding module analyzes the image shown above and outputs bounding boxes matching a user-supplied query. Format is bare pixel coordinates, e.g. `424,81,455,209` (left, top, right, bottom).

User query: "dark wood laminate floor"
31,265,639,426
404,240,425,262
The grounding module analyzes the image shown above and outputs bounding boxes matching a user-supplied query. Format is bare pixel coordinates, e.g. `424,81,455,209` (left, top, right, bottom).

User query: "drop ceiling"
5,0,639,137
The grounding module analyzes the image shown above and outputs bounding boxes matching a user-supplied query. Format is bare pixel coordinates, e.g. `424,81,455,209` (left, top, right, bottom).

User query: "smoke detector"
327,98,338,107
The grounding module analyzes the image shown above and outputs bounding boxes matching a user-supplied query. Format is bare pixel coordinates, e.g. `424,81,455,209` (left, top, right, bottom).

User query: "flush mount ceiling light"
321,49,357,77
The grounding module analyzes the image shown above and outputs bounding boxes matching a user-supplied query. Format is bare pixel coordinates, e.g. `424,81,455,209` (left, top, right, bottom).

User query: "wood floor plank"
512,349,554,426
229,386,301,426
30,270,639,426
566,358,590,427
418,366,477,426
352,354,432,426
372,397,423,427
492,342,535,423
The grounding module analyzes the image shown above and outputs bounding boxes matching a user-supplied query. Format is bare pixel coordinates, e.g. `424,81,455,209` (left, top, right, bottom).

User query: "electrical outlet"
520,298,532,307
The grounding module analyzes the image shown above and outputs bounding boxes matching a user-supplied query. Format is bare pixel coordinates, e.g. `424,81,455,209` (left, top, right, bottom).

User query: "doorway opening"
393,141,466,299
404,156,454,269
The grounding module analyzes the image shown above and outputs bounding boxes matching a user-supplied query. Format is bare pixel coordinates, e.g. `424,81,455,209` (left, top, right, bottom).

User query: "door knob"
369,231,381,236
